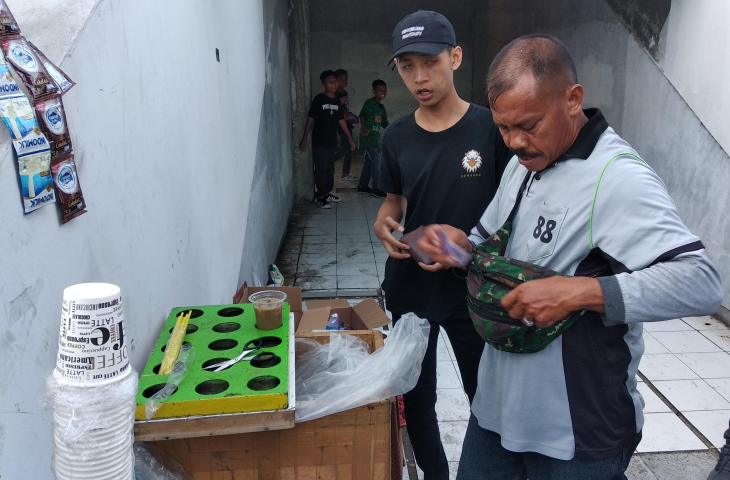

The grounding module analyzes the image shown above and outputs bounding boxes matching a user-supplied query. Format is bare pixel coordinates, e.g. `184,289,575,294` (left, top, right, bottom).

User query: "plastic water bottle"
326,313,342,331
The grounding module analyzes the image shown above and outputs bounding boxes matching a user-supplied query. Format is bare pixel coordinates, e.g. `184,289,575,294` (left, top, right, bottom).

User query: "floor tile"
440,420,469,461
653,379,730,411
683,410,730,448
637,413,706,452
449,462,460,480
436,388,471,421
440,332,456,359
701,329,730,351
437,361,462,389
305,217,336,228
300,243,335,254
298,253,337,266
682,315,728,330
643,319,693,332
296,262,336,276
637,382,672,413
676,352,730,378
337,252,375,264
303,226,331,236
337,275,380,289
294,276,337,290
337,233,372,243
336,263,378,276
706,378,730,402
302,234,336,244
651,330,722,353
638,354,699,381
437,338,452,361
336,243,373,256
642,332,669,354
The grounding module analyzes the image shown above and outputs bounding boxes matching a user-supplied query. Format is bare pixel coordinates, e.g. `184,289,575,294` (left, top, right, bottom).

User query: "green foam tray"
135,303,290,419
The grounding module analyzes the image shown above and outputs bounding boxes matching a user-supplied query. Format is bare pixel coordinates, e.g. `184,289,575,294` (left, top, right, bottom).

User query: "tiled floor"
277,190,388,297
278,188,729,479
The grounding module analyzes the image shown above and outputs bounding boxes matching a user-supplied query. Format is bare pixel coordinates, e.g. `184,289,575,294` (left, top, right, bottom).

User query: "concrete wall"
238,0,295,286
656,0,730,154
473,0,730,307
308,0,477,128
0,0,292,477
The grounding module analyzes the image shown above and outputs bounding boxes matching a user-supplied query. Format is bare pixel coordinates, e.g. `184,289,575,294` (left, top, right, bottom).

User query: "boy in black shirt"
300,70,356,208
374,11,511,479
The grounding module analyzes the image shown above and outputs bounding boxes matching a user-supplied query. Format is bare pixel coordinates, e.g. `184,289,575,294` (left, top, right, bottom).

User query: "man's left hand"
500,276,604,328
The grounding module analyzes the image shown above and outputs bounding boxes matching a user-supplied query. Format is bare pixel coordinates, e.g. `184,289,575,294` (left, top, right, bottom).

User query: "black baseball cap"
390,10,456,61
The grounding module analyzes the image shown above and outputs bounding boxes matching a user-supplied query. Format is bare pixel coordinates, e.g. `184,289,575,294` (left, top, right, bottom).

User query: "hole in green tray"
250,352,281,369
249,336,283,348
152,362,184,375
247,375,280,391
195,379,229,395
161,341,191,353
143,383,178,399
212,322,241,333
218,307,244,317
169,323,198,335
201,357,232,372
176,309,203,319
209,339,238,351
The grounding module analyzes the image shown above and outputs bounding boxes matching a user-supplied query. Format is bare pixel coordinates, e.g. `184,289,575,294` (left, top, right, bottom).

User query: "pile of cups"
48,283,136,479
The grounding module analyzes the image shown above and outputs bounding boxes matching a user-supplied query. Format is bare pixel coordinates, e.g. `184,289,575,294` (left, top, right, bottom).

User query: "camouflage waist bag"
466,170,584,354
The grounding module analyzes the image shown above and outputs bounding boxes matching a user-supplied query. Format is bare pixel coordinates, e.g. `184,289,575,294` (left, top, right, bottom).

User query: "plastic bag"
134,443,192,480
144,344,194,420
46,369,137,461
295,313,430,422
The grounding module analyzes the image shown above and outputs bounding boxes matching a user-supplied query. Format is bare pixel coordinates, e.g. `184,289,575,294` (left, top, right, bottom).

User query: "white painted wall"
657,0,730,154
0,1,293,477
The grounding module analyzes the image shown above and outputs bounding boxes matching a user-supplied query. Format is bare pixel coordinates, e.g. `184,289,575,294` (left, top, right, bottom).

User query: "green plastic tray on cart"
135,304,289,420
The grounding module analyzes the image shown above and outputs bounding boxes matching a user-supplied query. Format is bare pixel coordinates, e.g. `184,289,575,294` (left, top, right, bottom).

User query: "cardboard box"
297,298,389,335
146,331,401,480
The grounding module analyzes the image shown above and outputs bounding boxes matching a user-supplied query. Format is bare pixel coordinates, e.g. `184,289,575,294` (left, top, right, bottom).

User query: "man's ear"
451,46,463,71
566,83,584,116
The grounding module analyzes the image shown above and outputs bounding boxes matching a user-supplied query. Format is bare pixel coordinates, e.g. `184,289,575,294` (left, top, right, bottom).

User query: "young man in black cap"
300,70,356,209
373,10,511,479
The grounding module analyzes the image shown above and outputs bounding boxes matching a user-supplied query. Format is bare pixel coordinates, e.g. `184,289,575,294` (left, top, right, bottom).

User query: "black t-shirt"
379,104,512,318
308,93,343,147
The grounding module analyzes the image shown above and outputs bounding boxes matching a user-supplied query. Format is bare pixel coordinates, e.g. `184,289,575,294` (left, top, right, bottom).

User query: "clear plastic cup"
248,290,287,330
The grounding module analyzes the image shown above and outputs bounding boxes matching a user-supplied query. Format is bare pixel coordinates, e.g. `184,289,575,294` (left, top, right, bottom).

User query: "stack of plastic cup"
49,283,136,480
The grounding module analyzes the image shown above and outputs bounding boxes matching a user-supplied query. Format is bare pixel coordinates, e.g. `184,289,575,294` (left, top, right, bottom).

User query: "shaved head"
486,34,577,108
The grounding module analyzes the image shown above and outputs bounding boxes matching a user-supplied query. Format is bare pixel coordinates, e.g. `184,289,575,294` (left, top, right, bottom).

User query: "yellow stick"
159,310,191,375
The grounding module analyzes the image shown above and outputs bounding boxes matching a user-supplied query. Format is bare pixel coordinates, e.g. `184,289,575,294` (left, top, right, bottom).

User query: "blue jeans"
457,415,634,480
358,146,381,190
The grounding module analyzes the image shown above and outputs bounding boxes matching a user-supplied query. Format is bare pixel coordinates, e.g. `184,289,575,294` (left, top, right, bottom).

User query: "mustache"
514,150,539,160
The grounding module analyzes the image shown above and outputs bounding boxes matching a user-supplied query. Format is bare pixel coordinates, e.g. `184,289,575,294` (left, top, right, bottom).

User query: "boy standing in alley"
300,70,356,209
357,79,388,197
374,11,511,479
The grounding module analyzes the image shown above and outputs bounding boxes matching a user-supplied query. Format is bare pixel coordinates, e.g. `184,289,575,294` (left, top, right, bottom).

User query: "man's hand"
374,216,410,260
349,139,356,151
299,138,308,151
417,262,448,272
501,276,604,328
414,224,472,267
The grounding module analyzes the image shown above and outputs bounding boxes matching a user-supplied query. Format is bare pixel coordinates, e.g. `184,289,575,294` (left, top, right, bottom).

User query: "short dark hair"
486,34,577,107
372,79,386,90
320,70,336,83
334,68,348,78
